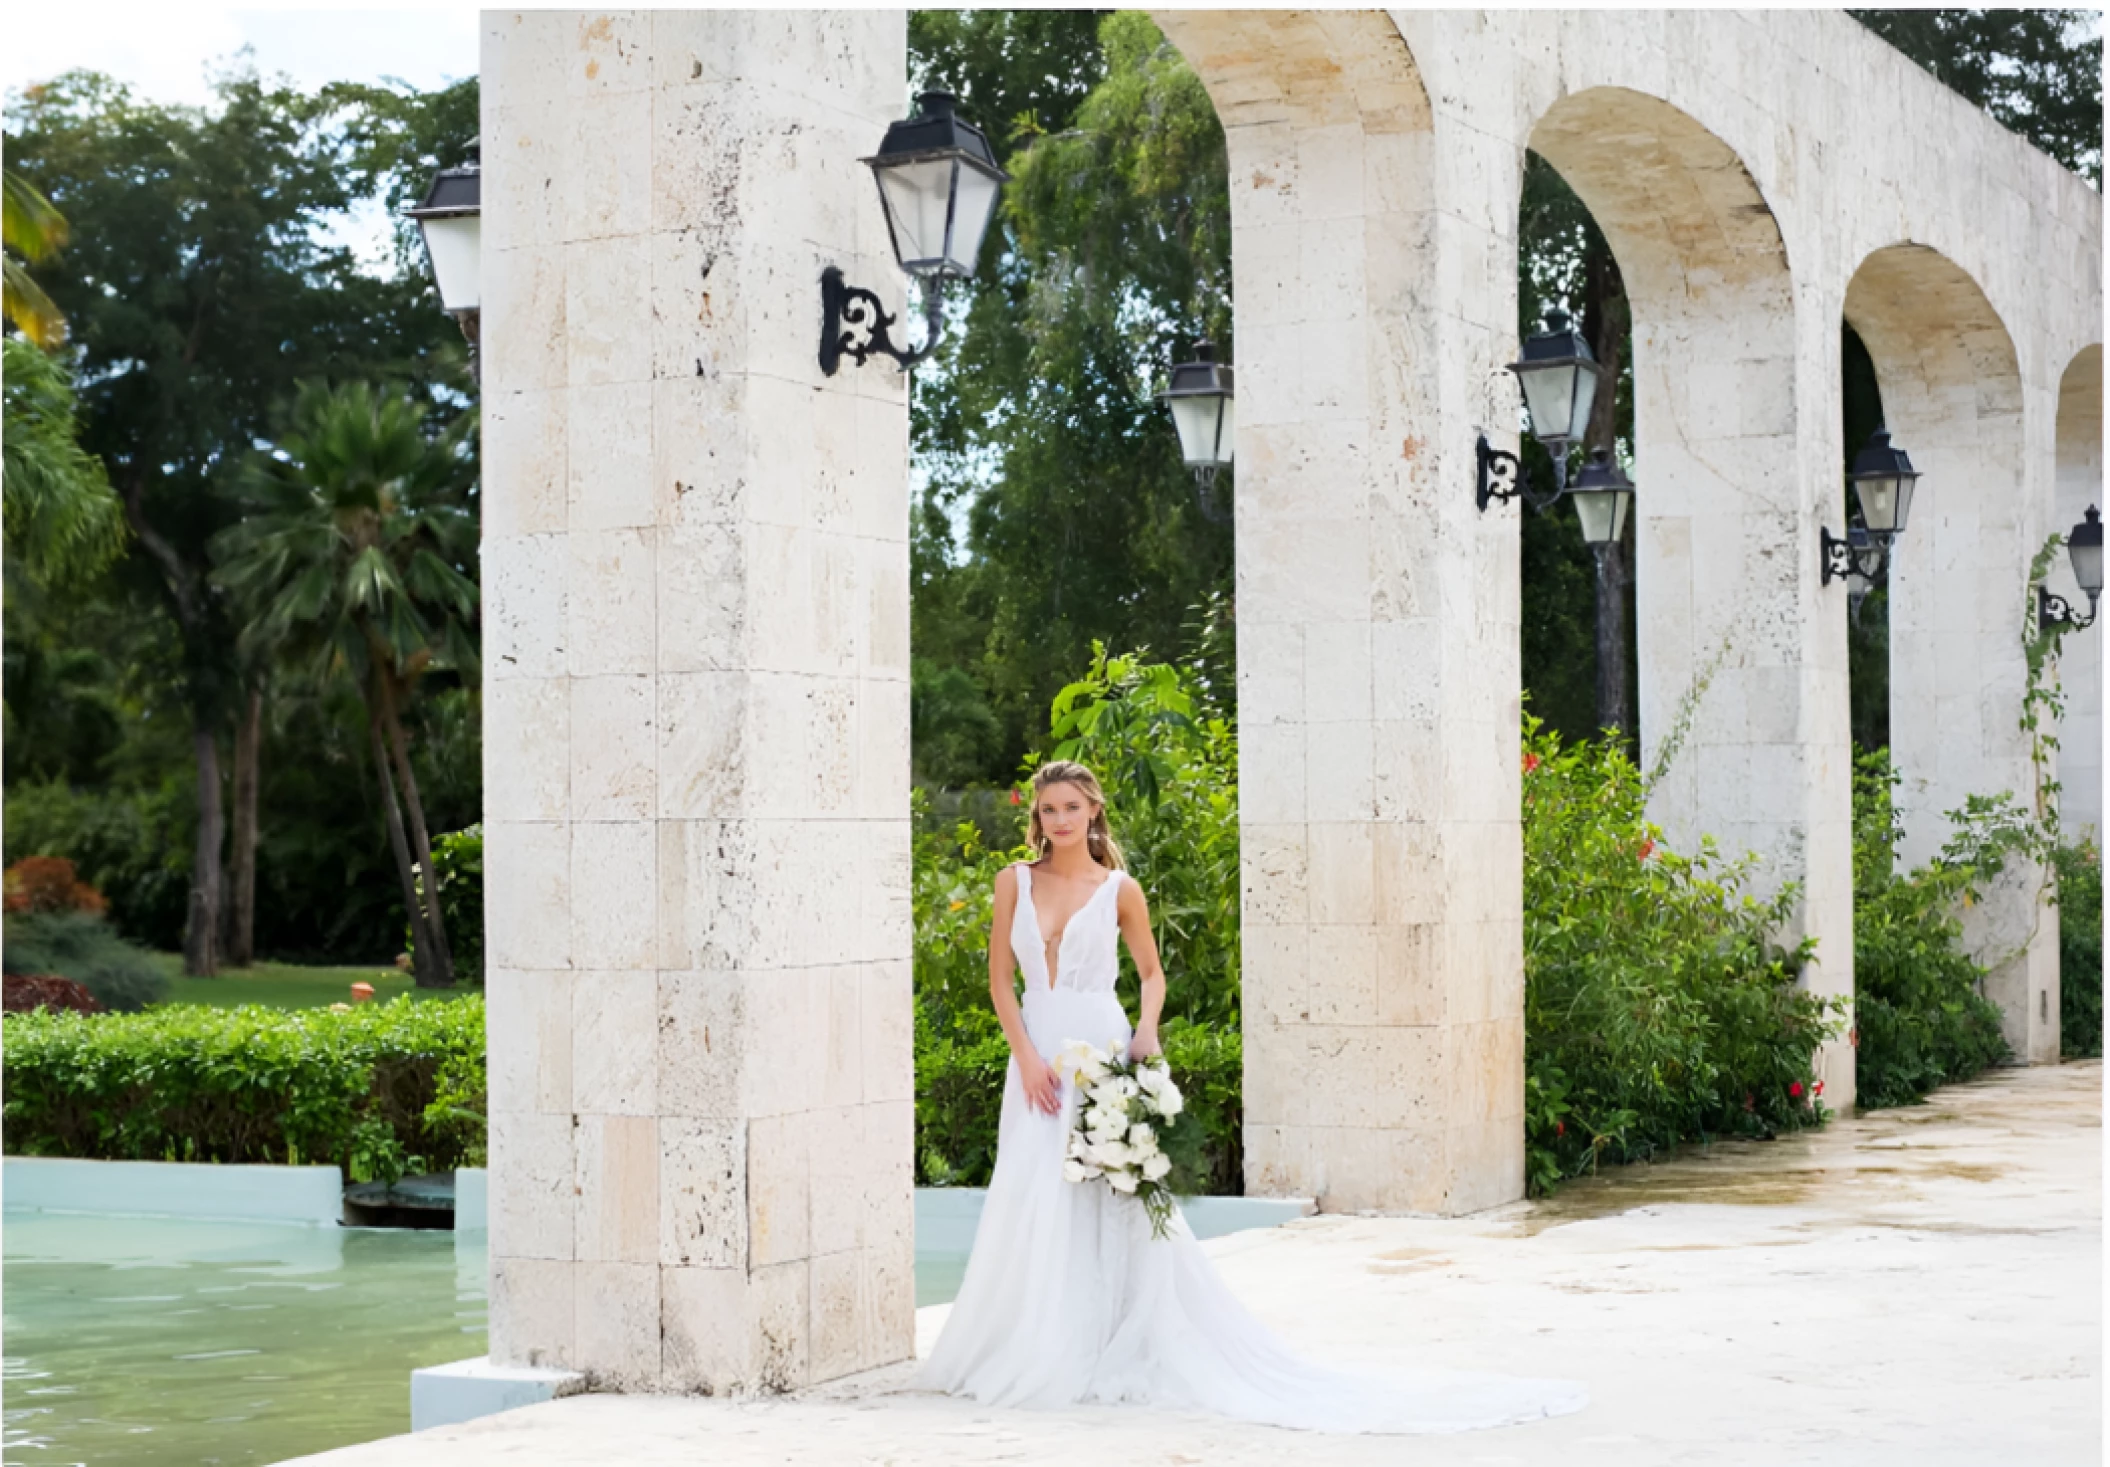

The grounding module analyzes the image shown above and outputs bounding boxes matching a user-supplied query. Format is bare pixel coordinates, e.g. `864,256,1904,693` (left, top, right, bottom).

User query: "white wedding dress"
913,862,1590,1433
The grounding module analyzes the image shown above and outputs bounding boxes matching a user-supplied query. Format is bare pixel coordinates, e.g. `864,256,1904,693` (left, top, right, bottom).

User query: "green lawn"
145,953,472,1010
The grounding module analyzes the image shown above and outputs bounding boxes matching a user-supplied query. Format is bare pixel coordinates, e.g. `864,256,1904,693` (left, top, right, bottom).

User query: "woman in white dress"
915,760,1589,1434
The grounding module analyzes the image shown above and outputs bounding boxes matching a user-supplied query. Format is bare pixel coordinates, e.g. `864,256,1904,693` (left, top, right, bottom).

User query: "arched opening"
1844,242,2052,1060
2055,344,2103,842
1526,89,1806,886
1844,245,2027,866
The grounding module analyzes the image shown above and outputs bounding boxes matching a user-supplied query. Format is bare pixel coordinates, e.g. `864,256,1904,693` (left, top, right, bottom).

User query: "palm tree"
214,381,478,986
3,167,69,349
3,167,126,590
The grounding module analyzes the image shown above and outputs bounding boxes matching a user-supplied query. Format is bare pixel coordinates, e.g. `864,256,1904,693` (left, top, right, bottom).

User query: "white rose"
1114,1076,1140,1099
1142,1152,1173,1181
1127,1122,1158,1152
1062,1158,1090,1183
1088,1140,1132,1170
1156,1088,1184,1119
1135,1064,1167,1094
1107,1171,1139,1194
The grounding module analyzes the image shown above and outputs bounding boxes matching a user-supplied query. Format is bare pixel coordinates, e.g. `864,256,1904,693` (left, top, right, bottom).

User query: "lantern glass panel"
2072,538,2104,598
875,158,957,275
1215,393,1236,467
1854,474,1901,534
1565,364,1600,444
1170,394,1228,468
946,163,1002,276
1518,362,1579,447
1572,488,1629,546
419,214,481,315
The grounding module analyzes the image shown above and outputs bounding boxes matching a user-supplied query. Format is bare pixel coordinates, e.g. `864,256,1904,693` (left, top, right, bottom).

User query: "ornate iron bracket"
1819,525,1889,587
1476,433,1568,514
2038,584,2097,634
819,266,945,375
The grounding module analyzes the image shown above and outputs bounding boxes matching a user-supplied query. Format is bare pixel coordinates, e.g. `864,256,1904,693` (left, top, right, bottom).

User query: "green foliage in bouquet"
1849,751,2012,1108
1521,712,1840,1196
2,996,485,1182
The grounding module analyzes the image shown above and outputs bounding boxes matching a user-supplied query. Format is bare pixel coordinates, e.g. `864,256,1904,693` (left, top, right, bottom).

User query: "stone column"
479,10,913,1391
1159,11,1526,1216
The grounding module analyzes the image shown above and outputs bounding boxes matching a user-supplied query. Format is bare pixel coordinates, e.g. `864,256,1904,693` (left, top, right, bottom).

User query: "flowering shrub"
1521,713,1840,1195
2054,836,2102,1059
1849,750,2012,1108
3,856,107,916
2,908,166,1012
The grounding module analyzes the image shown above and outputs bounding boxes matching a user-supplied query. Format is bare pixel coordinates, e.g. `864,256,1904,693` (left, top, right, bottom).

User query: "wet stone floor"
287,1060,2101,1467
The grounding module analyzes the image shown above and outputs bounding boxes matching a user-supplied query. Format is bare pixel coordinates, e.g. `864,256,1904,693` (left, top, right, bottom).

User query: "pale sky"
7,5,482,267
6,5,480,112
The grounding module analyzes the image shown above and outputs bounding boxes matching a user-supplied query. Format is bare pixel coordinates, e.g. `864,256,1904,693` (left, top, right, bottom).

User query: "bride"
914,759,1588,1434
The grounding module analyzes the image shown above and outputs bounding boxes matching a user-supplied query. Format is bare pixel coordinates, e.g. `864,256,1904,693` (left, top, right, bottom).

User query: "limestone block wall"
479,10,913,1391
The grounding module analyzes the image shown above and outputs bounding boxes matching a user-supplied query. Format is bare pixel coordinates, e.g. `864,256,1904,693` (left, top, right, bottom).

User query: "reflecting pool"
3,1213,484,1467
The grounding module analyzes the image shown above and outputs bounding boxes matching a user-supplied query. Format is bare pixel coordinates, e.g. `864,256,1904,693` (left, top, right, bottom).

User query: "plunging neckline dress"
912,862,1590,1434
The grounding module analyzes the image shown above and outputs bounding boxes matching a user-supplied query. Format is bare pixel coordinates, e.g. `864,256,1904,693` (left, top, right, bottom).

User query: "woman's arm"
1117,876,1167,1059
989,865,1060,1114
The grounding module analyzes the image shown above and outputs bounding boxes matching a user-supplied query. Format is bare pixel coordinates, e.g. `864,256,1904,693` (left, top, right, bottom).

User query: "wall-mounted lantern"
2040,505,2104,634
406,145,483,380
1822,427,1921,592
1569,448,1635,554
820,92,1009,375
1477,310,1612,514
1158,341,1235,524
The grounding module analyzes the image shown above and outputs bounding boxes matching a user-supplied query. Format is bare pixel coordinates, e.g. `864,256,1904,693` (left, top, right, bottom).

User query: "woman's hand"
1018,1050,1063,1116
1129,1024,1161,1062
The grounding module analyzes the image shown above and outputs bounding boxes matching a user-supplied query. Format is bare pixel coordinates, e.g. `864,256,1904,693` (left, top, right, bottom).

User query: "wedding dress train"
913,863,1589,1434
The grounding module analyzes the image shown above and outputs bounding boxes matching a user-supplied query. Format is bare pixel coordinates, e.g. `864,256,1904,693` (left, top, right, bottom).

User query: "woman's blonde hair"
1026,760,1127,871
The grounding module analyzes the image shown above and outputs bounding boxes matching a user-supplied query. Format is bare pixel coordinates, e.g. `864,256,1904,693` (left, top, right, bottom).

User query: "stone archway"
1524,88,1857,1104
2055,344,2104,842
1845,244,2054,1060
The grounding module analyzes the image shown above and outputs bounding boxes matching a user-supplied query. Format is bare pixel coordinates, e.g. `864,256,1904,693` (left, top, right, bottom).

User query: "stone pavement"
286,1061,2101,1466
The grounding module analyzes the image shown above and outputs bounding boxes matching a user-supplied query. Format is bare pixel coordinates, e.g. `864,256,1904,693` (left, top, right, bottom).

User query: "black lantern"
1477,309,1611,515
821,92,1010,375
1508,310,1604,453
1846,428,1921,537
406,148,482,376
1568,448,1634,550
1158,341,1235,525
1822,428,1918,592
1844,525,1877,624
2039,505,2104,634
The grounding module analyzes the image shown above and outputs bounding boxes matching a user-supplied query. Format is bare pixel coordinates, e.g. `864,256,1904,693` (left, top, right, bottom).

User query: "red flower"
1849,1026,1860,1050
1637,837,1656,861
1742,1091,1755,1112
1814,1079,1825,1097
1522,752,1542,774
1789,1081,1804,1099
1554,1121,1565,1137
1010,788,1021,805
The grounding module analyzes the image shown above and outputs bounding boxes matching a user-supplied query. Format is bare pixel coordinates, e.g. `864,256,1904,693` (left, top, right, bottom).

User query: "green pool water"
2,1211,972,1467
3,1213,486,1467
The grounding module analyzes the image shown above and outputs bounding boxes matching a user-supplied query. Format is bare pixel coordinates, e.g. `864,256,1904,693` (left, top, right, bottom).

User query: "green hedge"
2,997,486,1184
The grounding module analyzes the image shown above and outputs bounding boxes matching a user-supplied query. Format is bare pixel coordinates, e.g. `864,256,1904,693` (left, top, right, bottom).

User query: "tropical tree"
212,381,478,986
2,167,126,592
3,166,69,348
8,67,474,973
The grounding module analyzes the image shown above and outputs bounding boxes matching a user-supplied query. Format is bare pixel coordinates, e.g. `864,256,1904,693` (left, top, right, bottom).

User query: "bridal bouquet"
1054,1038,1185,1240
